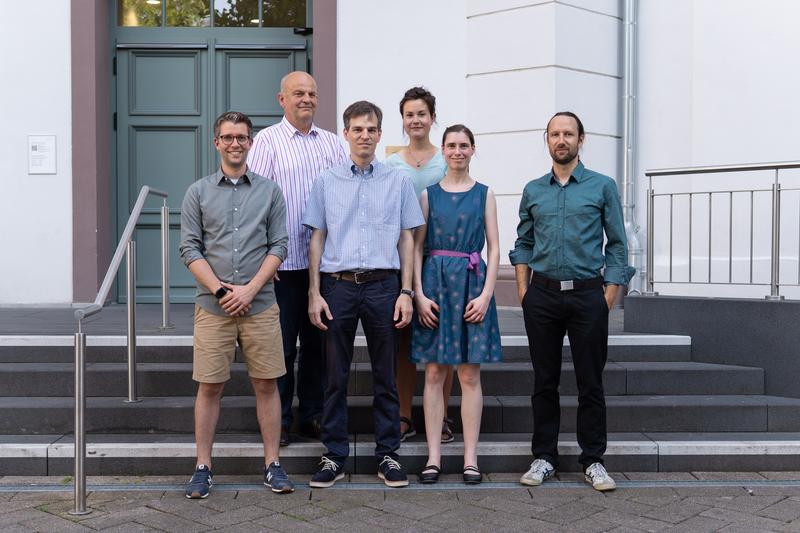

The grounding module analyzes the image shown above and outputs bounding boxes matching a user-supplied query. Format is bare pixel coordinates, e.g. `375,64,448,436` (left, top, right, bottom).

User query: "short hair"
441,124,475,147
545,111,585,138
343,100,383,130
399,86,436,117
214,111,252,137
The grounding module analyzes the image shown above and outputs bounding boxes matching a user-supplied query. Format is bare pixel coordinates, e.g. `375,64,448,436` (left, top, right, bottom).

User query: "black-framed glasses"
217,134,251,145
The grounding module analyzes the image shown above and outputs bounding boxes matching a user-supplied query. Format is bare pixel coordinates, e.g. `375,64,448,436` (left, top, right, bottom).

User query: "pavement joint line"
1,480,799,492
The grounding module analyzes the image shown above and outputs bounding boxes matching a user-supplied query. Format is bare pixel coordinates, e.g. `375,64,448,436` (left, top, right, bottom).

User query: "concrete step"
2,394,799,435
6,432,800,476
0,334,692,363
0,361,763,397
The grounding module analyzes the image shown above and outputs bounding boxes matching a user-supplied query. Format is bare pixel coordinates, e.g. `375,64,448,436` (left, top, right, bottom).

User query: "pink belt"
429,249,480,273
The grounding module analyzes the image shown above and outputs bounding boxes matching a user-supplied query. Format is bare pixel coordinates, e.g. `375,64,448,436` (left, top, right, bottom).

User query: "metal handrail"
643,161,800,300
70,185,171,515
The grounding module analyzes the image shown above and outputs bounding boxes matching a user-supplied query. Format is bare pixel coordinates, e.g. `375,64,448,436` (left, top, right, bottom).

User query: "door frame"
70,0,337,304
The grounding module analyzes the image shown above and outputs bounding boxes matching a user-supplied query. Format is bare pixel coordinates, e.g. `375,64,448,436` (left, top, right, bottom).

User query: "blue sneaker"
185,464,212,499
309,457,344,488
378,456,408,487
264,461,295,493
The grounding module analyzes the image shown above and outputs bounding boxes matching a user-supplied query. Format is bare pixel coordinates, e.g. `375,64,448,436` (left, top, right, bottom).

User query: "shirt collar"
548,159,586,185
350,157,376,177
215,167,252,185
279,116,319,139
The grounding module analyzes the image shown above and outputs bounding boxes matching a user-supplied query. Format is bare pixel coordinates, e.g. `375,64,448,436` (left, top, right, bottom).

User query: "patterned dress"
411,182,502,365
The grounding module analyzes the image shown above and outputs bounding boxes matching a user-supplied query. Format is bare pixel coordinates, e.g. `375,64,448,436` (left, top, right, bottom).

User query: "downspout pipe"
622,0,644,294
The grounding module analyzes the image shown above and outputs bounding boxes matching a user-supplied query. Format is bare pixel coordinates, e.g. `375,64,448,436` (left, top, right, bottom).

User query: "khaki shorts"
192,304,286,383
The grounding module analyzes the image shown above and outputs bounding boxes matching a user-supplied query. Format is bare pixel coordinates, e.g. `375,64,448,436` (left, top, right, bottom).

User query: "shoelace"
190,470,210,483
380,456,402,471
530,460,551,474
268,463,288,480
319,457,340,472
586,463,608,479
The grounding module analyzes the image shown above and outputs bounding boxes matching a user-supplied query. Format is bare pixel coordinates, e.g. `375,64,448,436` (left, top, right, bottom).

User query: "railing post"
643,183,658,296
766,181,784,300
69,327,90,516
125,241,141,402
160,202,173,330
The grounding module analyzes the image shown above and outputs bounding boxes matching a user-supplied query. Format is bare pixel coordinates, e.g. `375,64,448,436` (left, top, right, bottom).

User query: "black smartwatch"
215,286,229,299
400,289,415,298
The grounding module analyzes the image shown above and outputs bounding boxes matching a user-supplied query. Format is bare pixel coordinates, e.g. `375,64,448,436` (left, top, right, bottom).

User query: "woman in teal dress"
385,87,456,445
412,124,501,484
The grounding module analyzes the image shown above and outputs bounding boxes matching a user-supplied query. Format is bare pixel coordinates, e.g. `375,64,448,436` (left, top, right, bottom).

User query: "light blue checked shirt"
302,158,425,273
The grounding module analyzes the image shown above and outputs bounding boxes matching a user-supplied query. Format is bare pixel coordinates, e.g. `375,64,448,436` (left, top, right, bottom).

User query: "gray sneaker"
264,461,295,493
584,462,616,491
520,459,555,486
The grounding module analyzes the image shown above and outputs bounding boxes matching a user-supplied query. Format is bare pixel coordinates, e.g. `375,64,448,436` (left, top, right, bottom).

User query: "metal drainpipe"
622,0,644,294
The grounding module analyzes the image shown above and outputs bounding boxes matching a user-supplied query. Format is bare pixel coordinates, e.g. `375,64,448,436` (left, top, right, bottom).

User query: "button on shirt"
509,161,635,285
302,159,425,272
179,169,289,316
247,117,347,271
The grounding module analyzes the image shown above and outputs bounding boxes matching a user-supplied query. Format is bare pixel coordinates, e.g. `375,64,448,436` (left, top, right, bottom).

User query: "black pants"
522,281,609,469
320,274,401,463
274,269,324,429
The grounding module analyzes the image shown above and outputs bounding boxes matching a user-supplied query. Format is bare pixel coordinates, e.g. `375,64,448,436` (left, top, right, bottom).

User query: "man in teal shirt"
509,112,634,492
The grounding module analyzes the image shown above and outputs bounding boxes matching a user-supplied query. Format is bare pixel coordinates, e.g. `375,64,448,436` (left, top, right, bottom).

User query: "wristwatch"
400,289,415,298
215,286,229,299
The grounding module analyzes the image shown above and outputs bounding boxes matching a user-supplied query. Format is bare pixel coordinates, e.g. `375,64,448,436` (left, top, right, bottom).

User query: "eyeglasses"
217,134,251,145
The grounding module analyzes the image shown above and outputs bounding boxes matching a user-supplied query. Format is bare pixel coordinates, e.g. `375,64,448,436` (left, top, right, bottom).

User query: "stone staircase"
2,332,800,476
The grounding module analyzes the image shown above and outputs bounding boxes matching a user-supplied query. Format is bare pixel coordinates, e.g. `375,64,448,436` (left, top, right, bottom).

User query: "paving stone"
362,498,443,519
19,514,94,532
236,490,310,512
0,501,39,514
590,508,671,532
642,501,710,524
671,486,749,497
745,486,800,496
561,515,621,532
133,508,214,532
283,503,336,522
255,512,324,531
454,487,533,501
759,498,800,521
685,494,784,513
78,506,162,530
624,472,697,481
470,494,550,515
9,491,71,502
660,515,728,532
589,495,658,515
362,510,432,531
147,496,221,524
537,499,605,525
0,509,49,528
0,524,37,533
420,503,494,528
210,522,271,533
699,506,787,530
200,504,277,527
760,472,800,481
91,521,164,533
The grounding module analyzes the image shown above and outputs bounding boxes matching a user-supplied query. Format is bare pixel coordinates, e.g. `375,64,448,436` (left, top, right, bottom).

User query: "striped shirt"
247,117,347,270
302,159,425,273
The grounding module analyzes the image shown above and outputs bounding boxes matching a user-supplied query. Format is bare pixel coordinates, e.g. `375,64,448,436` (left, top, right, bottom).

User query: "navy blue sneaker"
378,456,408,487
264,461,295,493
309,457,344,488
185,464,212,499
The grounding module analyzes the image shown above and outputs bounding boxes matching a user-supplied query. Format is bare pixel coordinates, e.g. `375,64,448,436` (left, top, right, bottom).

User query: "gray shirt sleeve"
179,183,205,267
265,183,289,262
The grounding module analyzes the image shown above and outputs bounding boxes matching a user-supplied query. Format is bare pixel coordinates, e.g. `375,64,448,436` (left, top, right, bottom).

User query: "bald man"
248,71,347,446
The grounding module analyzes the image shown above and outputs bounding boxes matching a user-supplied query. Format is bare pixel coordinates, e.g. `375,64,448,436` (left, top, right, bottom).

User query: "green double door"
115,33,308,302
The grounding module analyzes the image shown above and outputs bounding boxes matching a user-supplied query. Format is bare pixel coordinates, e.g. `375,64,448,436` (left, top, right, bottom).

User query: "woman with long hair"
412,124,501,484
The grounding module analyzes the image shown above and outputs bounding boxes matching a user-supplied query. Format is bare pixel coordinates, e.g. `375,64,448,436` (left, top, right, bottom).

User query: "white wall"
637,0,800,299
0,1,73,304
336,0,467,158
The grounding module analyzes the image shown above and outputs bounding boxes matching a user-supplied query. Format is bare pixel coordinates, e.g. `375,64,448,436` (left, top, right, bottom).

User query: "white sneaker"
520,459,555,486
584,462,616,491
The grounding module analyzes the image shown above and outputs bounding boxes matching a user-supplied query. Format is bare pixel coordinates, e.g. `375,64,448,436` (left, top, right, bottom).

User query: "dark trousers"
320,274,401,463
274,269,324,429
522,281,609,469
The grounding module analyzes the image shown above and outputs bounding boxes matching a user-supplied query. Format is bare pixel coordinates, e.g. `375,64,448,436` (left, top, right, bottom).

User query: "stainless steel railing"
643,161,800,300
69,185,172,515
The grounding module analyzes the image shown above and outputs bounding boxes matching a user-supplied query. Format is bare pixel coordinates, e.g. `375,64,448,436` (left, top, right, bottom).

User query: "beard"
551,146,579,165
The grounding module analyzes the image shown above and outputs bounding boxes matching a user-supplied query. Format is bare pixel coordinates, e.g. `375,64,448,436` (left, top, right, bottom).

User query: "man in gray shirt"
180,111,293,498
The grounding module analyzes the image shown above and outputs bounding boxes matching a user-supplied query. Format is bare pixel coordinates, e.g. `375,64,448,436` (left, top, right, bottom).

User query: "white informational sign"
28,135,57,174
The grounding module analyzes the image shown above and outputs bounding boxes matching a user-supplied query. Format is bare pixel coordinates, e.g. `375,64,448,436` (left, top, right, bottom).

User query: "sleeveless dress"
411,182,502,364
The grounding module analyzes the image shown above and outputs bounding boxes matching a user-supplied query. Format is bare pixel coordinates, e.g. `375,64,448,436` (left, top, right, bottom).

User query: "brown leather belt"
531,272,604,292
325,269,397,284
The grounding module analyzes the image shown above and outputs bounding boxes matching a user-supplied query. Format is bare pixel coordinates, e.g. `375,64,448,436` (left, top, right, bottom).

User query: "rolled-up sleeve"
400,177,425,229
302,174,327,230
265,184,288,262
601,179,635,285
179,184,205,267
509,185,535,265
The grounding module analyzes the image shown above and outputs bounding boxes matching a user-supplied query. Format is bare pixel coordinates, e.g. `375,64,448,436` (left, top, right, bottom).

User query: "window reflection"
118,0,162,27
167,0,211,27
214,0,259,27
263,0,306,27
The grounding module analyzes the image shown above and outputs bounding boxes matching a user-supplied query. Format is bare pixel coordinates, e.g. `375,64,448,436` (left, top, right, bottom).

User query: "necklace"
407,146,432,168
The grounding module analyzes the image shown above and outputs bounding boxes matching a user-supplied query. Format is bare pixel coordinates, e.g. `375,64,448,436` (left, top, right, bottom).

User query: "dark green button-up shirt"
509,161,635,286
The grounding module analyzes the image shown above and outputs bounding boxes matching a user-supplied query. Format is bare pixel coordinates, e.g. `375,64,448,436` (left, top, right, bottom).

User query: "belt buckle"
560,280,574,291
354,271,366,284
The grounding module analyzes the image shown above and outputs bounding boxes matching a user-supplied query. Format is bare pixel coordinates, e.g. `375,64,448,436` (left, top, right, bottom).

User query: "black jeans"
274,269,324,429
320,274,401,463
522,281,609,469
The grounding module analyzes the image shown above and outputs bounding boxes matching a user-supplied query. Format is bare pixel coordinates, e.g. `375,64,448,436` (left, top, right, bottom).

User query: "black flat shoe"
463,465,482,485
418,464,441,484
